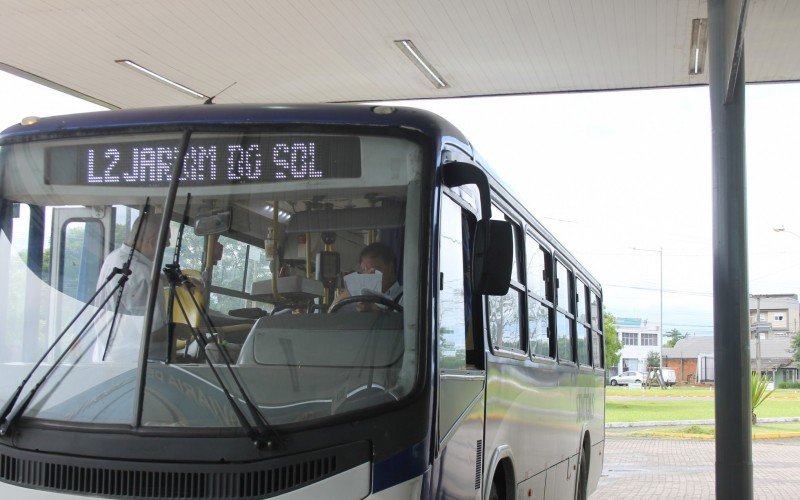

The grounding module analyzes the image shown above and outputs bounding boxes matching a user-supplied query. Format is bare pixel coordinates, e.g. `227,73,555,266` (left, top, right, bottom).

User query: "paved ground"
592,435,800,498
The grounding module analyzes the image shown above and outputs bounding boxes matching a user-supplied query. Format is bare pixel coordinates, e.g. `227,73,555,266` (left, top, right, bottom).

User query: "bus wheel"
488,480,500,500
576,445,589,500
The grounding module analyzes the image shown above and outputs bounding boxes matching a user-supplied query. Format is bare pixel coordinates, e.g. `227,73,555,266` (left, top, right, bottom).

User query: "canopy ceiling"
0,0,796,108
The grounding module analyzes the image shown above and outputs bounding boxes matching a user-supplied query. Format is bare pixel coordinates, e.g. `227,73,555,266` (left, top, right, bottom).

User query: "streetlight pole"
633,246,664,367
774,225,800,339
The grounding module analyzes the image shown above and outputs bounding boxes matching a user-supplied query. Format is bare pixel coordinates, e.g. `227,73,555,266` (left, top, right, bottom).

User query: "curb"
606,416,800,428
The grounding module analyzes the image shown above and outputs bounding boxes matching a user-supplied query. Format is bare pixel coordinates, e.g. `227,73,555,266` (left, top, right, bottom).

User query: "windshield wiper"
163,194,279,450
101,201,152,360
164,192,191,363
0,200,151,435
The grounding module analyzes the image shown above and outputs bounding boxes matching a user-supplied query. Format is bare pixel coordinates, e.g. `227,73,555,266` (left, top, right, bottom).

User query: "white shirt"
92,244,167,362
331,281,403,312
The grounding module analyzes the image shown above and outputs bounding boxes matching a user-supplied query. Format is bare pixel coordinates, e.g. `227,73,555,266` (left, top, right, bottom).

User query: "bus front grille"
0,442,365,499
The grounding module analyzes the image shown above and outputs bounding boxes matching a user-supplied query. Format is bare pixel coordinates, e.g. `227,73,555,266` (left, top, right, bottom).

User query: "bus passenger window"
526,234,553,358
592,331,604,368
488,216,523,352
590,292,602,330
554,260,575,362
591,291,604,368
489,291,522,351
576,279,588,323
556,261,570,309
556,312,573,361
577,326,590,365
528,299,551,357
576,279,591,365
525,236,547,300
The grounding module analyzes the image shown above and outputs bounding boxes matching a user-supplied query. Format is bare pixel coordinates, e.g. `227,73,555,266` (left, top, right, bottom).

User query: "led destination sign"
45,135,361,186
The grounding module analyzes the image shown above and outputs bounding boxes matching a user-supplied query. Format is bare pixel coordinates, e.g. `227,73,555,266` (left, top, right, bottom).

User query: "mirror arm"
441,162,492,221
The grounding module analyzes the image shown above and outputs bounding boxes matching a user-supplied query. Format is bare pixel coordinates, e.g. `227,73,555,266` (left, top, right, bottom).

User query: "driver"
330,242,402,311
92,213,172,361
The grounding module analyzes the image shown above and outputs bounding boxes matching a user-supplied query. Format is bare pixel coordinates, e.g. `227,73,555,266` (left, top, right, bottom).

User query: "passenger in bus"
91,214,182,362
330,242,402,312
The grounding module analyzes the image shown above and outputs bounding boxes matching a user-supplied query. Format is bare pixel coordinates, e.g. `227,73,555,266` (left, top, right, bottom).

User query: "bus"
0,104,605,499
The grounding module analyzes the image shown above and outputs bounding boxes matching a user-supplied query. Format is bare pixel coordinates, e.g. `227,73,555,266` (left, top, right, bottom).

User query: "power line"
605,283,712,297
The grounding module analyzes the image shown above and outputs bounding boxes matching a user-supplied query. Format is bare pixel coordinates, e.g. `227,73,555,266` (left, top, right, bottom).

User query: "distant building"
610,317,661,377
749,294,800,338
663,336,798,384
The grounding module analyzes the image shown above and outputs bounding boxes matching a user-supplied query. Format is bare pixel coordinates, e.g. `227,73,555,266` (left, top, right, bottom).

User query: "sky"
1,70,799,336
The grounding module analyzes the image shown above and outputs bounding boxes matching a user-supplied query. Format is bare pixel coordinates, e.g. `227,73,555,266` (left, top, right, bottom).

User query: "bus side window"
575,279,590,366
488,205,524,353
591,292,604,368
526,234,553,358
554,259,574,362
60,219,105,301
438,195,470,370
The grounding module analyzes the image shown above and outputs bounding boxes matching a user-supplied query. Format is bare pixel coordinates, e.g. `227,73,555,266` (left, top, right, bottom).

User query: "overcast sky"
2,71,799,336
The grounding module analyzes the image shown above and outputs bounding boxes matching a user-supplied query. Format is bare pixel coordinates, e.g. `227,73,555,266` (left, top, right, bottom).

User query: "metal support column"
709,1,752,498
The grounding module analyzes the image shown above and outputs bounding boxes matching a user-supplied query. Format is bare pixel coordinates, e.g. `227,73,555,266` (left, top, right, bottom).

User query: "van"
648,368,677,386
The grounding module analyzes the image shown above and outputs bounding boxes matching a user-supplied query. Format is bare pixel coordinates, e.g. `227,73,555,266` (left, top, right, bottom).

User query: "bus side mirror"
472,219,512,295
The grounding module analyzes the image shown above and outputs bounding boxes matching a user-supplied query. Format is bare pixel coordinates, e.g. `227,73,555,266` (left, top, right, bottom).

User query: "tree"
603,312,622,371
789,332,800,364
664,328,687,348
646,350,660,369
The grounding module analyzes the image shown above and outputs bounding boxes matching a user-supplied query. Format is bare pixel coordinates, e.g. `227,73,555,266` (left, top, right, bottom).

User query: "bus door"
434,193,486,498
48,206,114,349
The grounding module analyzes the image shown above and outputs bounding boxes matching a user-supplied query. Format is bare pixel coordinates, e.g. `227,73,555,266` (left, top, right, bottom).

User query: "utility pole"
755,296,761,376
632,246,663,366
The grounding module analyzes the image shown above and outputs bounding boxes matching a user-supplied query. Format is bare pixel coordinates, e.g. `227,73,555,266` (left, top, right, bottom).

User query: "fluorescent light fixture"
115,59,208,99
263,204,292,224
688,19,708,75
394,40,449,89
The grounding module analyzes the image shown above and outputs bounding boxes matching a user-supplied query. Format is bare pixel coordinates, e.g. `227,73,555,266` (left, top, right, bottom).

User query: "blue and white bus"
0,104,604,499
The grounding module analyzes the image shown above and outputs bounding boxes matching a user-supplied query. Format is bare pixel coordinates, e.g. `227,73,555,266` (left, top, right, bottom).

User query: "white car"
609,371,644,386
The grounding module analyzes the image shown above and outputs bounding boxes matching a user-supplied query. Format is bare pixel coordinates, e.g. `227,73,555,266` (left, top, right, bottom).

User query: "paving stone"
592,436,800,498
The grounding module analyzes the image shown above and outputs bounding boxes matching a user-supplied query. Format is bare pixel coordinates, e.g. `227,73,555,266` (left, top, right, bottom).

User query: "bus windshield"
0,130,424,428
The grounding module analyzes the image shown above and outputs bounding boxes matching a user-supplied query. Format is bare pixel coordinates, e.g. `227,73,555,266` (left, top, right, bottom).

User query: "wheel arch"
483,444,515,500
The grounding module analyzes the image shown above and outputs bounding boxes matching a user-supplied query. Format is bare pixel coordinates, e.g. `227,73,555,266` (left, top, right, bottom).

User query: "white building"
611,317,661,376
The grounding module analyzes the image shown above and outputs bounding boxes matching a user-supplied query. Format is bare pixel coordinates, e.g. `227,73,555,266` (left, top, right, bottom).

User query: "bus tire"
576,440,590,500
488,480,500,500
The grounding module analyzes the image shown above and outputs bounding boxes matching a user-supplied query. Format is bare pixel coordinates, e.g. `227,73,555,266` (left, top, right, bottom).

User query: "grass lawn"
606,396,800,422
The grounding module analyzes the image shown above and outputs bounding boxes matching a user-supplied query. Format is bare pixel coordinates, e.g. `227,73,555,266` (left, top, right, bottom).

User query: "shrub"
751,373,775,424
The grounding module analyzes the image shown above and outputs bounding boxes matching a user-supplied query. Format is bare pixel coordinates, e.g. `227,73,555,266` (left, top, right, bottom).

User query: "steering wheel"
332,384,399,414
328,295,403,313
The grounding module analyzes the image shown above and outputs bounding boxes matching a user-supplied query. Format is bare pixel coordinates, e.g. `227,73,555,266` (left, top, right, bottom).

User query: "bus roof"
0,103,468,146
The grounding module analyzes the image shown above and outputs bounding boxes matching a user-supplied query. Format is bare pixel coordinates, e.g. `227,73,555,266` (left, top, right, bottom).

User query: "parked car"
609,371,644,386
647,368,677,386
